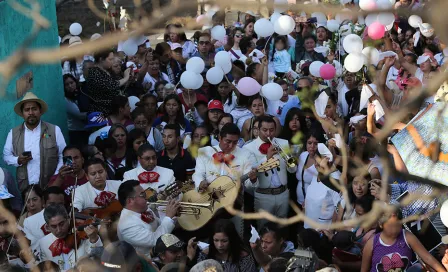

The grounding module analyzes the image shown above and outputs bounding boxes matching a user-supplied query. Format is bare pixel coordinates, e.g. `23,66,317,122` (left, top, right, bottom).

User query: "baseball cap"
170,43,182,51
101,241,140,271
153,234,186,256
208,100,224,111
85,112,108,129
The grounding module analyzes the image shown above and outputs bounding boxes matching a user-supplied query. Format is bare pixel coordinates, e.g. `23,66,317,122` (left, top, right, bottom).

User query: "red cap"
208,100,224,111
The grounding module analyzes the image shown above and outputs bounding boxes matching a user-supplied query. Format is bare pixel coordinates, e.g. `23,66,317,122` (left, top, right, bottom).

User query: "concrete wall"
0,0,66,169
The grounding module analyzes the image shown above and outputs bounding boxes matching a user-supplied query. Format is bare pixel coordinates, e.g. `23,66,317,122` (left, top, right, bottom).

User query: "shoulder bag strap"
301,154,310,199
230,49,240,60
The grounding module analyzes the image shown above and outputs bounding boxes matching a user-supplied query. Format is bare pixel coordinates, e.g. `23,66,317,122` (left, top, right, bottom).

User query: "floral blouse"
87,67,121,115
197,251,257,272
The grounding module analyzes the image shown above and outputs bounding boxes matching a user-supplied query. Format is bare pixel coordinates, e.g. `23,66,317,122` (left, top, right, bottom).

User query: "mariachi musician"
192,123,257,236
72,159,122,212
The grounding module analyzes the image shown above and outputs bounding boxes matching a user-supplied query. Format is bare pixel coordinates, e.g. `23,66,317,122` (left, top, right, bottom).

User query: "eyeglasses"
199,41,211,45
235,34,244,38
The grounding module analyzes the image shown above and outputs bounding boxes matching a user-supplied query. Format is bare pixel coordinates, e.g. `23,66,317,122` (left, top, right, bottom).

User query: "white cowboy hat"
14,92,48,117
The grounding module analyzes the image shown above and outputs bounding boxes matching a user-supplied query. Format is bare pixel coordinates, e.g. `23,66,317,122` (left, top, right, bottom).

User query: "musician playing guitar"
243,116,297,228
72,159,122,212
192,123,257,237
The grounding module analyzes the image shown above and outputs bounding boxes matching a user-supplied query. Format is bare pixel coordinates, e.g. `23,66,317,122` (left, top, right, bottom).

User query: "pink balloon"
319,64,336,80
367,22,385,40
237,77,261,96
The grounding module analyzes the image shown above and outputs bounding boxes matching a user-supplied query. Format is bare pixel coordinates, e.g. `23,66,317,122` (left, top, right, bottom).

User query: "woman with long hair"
243,19,257,41
87,50,131,115
241,94,281,141
279,107,308,145
106,124,128,176
107,95,133,128
131,107,164,152
152,94,192,136
18,185,44,227
227,28,245,62
138,94,158,125
113,128,148,180
197,219,257,272
203,100,224,136
64,74,88,145
214,80,237,113
164,23,196,61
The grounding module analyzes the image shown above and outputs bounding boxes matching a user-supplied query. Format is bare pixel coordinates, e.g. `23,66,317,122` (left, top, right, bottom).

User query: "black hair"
227,27,244,47
84,158,107,172
349,136,376,162
94,49,113,63
376,206,404,233
424,43,440,55
208,219,248,265
110,95,129,115
246,62,259,78
297,228,333,265
126,128,147,168
118,179,140,207
137,143,156,157
274,78,288,86
243,19,257,39
194,100,208,108
355,194,374,214
155,42,172,57
94,136,118,156
131,107,149,122
259,222,285,242
215,81,234,107
219,123,240,138
161,94,186,130
37,261,61,272
62,145,82,156
257,115,276,129
271,35,288,62
22,185,43,211
303,34,317,43
268,257,289,272
279,108,308,144
217,113,234,128
163,123,181,137
81,145,101,161
43,204,68,223
63,74,79,94
239,36,254,55
43,187,65,204
233,60,246,72
248,94,268,111
108,123,128,140
154,80,168,93
303,130,326,147
404,52,418,64
20,101,42,113
192,125,212,147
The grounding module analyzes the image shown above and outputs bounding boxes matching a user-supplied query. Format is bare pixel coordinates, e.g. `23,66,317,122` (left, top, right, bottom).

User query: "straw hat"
68,36,83,47
14,92,48,117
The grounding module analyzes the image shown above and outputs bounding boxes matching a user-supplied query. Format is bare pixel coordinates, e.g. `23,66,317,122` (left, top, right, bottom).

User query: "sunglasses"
199,41,211,45
235,34,244,38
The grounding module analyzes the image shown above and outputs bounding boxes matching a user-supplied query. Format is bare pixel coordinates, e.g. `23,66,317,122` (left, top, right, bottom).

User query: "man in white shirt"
243,116,297,228
3,92,66,191
36,204,102,270
23,186,65,252
117,180,180,257
123,143,175,193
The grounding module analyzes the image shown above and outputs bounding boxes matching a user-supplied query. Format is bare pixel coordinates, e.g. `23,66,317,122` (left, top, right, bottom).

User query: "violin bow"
71,175,79,263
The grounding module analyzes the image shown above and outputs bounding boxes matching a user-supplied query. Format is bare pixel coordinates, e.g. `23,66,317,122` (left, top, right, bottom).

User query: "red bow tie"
49,238,72,257
41,223,51,235
141,211,155,224
212,152,235,165
259,143,272,155
138,171,160,184
94,191,116,207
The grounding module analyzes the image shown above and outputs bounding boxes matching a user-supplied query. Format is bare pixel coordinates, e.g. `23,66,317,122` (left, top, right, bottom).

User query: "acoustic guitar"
179,157,280,231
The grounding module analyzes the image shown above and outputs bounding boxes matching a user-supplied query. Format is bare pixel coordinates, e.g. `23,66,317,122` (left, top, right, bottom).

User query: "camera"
286,248,318,272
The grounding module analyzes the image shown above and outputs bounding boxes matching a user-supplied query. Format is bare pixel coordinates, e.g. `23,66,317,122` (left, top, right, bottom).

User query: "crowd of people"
1,0,448,271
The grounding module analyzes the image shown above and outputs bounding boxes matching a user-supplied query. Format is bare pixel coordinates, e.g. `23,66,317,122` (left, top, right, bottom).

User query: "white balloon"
309,61,324,77
215,51,231,67
441,200,448,228
181,71,201,89
270,12,282,24
274,15,295,35
378,12,395,26
385,21,394,31
220,61,232,74
365,13,379,27
206,67,224,85
359,0,377,11
122,39,138,56
69,23,82,36
211,25,226,41
186,57,205,74
344,53,364,72
343,34,363,53
274,0,288,13
327,19,340,32
420,23,434,37
408,15,422,28
376,0,393,10
362,47,380,66
312,12,327,24
193,73,204,89
254,18,275,38
262,83,283,101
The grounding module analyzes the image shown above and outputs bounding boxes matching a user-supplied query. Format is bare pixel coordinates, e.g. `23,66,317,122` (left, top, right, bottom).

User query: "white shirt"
229,48,243,62
295,152,318,205
143,72,170,91
117,208,175,258
37,233,102,271
23,209,47,251
192,145,257,190
266,95,294,120
336,81,350,117
223,95,237,113
72,180,122,211
243,137,297,189
88,126,111,145
304,172,341,229
123,165,175,192
168,40,197,60
230,107,253,130
3,122,66,185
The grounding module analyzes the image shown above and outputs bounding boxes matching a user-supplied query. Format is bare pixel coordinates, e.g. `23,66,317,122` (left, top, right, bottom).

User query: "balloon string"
263,35,273,54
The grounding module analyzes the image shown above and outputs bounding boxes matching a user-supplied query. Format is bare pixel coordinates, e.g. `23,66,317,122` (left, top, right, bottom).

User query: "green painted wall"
0,0,67,169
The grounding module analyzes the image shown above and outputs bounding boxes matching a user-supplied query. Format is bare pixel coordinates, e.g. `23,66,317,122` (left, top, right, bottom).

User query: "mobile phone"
63,156,73,168
307,17,317,24
22,151,32,157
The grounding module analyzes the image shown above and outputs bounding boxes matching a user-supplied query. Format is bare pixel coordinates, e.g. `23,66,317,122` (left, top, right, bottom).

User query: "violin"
64,213,102,249
81,200,123,219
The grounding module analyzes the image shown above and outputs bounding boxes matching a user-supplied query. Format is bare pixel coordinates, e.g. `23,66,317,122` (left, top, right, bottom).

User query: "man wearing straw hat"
3,92,66,191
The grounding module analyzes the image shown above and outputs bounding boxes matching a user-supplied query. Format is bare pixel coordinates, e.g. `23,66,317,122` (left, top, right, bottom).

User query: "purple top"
370,230,413,272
